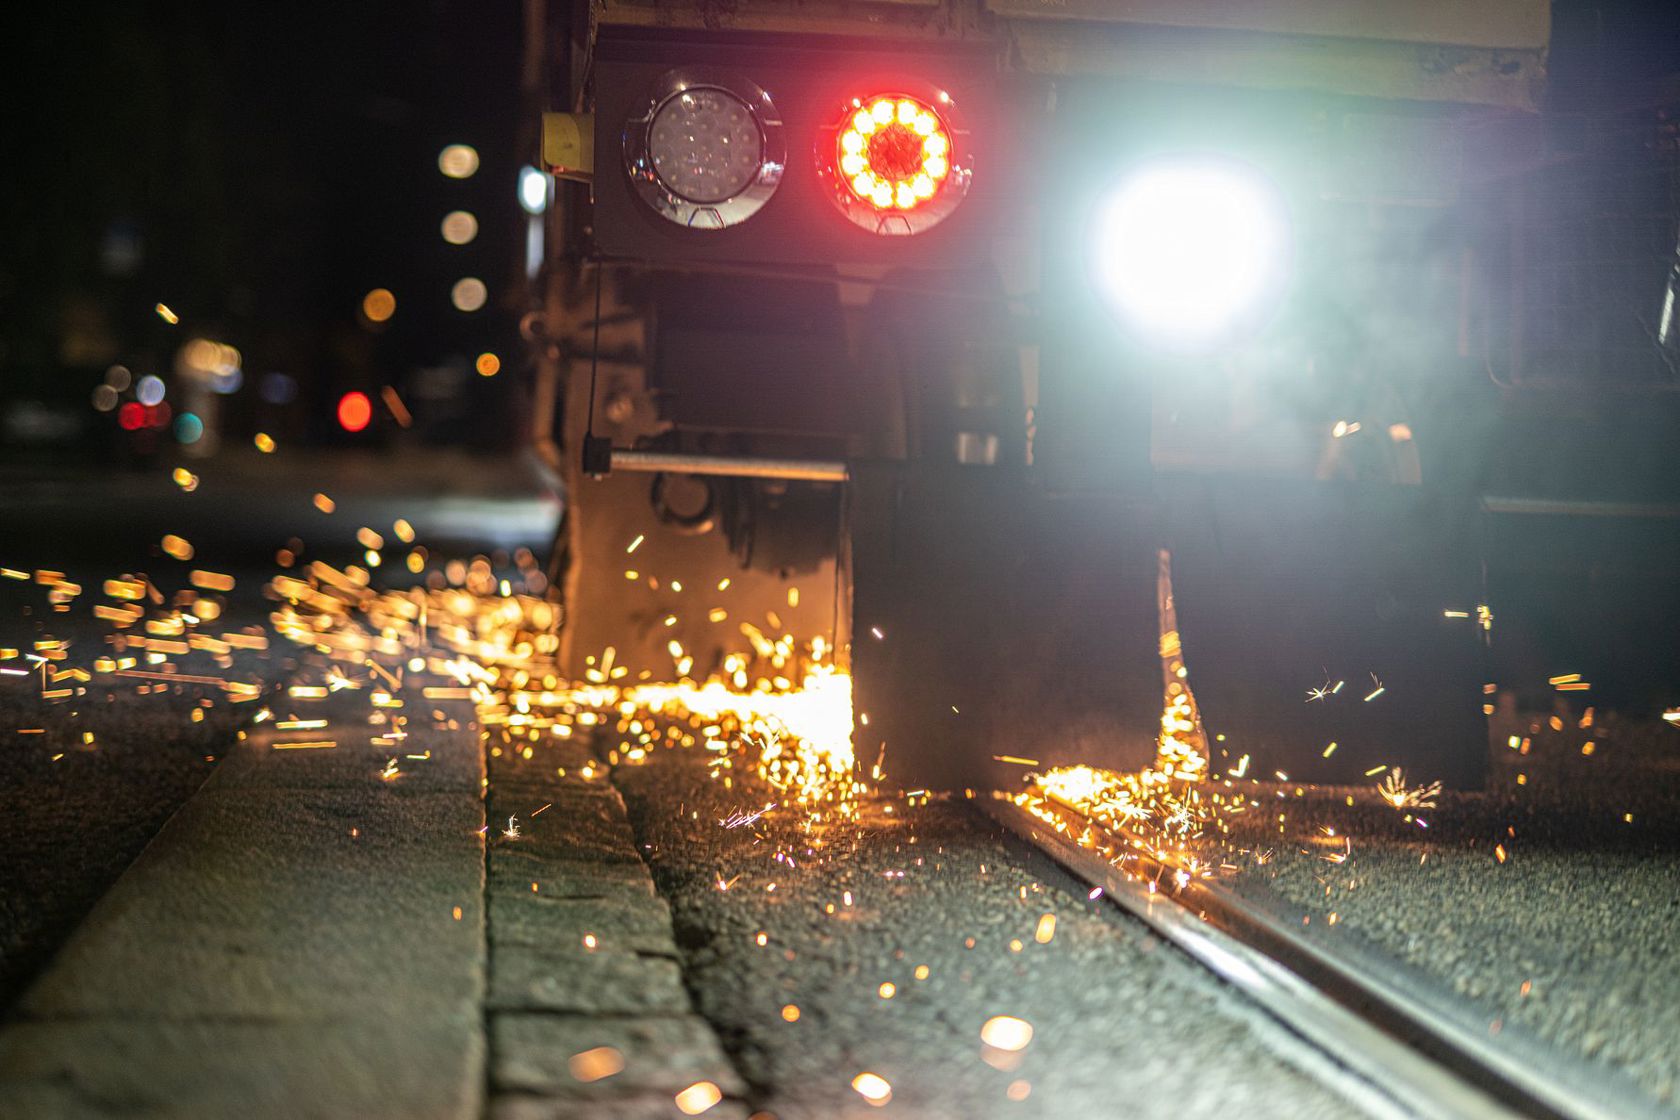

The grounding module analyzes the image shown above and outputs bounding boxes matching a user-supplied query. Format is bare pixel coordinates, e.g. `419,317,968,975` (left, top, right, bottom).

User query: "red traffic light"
337,391,373,433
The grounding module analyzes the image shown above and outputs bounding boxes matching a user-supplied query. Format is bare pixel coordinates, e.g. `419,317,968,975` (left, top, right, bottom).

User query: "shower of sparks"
1015,552,1238,881
567,1046,624,1083
261,548,865,827
980,1016,1034,1051
851,1072,892,1105
718,802,776,829
1375,768,1441,811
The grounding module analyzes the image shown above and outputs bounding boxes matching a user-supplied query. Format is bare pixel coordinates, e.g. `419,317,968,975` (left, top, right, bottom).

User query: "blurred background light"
476,352,500,377
104,365,132,391
259,372,298,405
438,143,479,179
135,375,166,406
362,287,396,323
337,390,373,432
451,277,487,312
174,412,205,444
441,210,479,245
91,385,118,412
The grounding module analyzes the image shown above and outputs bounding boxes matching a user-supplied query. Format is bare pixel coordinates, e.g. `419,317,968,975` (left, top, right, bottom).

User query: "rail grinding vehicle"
527,0,1680,791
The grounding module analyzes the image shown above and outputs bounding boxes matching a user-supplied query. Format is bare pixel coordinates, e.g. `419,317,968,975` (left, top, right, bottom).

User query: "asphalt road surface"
6,448,1680,1119
616,751,1389,1120
1225,714,1680,1115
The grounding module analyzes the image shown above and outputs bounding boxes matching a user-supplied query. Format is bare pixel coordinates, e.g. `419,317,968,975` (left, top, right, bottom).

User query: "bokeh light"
451,277,487,312
438,144,479,179
362,288,396,323
337,391,373,432
136,375,166,406
441,210,478,245
91,385,118,412
174,412,204,444
260,372,298,405
476,352,500,377
104,365,132,391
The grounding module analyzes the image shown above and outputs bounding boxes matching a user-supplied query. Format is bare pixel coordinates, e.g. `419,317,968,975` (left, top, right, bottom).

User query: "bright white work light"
1093,159,1288,345
518,166,550,214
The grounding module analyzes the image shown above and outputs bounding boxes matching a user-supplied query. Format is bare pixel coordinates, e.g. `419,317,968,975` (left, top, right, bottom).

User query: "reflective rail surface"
981,796,1665,1120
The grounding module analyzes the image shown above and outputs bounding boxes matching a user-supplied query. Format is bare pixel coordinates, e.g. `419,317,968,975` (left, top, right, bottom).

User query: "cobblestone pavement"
484,737,751,1120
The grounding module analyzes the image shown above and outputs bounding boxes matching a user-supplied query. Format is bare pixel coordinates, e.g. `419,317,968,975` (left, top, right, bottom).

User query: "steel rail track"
980,795,1662,1120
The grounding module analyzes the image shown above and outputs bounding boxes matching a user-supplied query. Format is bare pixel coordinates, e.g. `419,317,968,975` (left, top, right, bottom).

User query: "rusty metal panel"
985,0,1548,51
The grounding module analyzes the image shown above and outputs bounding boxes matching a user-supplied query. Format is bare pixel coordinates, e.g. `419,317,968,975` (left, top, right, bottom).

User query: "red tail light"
838,96,951,212
820,89,971,236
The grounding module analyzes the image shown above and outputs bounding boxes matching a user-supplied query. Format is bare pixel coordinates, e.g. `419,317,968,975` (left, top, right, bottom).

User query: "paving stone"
488,788,641,852
0,1016,481,1120
491,1013,747,1099
0,712,487,1120
490,1092,751,1120
488,742,611,786
18,787,483,1021
489,893,675,955
490,848,656,898
490,822,645,866
484,733,752,1120
488,943,689,1015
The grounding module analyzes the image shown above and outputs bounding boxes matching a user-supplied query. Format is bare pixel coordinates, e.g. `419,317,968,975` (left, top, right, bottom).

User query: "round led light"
838,96,949,212
649,89,762,203
818,89,971,236
624,70,785,230
1093,158,1290,346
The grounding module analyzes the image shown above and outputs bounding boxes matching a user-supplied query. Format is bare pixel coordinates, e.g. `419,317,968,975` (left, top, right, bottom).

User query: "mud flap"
849,465,1488,791
848,463,1162,792
1159,476,1488,790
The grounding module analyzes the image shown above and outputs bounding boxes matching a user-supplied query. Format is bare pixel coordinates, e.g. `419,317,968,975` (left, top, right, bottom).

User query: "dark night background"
1,2,531,461
2,1,1679,465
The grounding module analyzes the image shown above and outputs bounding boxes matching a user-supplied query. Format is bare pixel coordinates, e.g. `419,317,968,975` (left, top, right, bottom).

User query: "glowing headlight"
624,71,784,230
1093,159,1289,345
